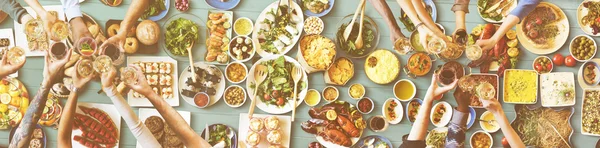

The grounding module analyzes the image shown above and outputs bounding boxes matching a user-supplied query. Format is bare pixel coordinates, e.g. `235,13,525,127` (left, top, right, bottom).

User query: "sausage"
479,24,496,40
75,113,117,139
79,107,118,137
336,116,360,137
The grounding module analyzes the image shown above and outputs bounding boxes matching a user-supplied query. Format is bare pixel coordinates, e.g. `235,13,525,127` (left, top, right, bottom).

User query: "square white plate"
136,108,191,148
238,113,291,148
540,72,576,107
126,56,179,107
71,103,122,148
13,6,66,57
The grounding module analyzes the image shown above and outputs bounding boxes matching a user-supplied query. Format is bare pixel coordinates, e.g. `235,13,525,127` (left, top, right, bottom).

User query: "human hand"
100,66,117,88
70,17,93,43
390,28,405,43
453,89,471,112
481,98,503,114
417,26,433,50
19,14,33,25
40,11,58,40
475,38,497,51
72,60,95,90
124,64,153,97
0,50,26,78
43,48,72,84
100,32,126,53
425,74,458,102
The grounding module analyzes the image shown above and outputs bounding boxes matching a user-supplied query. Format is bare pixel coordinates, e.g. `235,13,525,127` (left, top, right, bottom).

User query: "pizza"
521,3,564,49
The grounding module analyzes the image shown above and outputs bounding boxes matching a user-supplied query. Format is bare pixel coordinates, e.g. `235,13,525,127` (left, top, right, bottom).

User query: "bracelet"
415,23,426,29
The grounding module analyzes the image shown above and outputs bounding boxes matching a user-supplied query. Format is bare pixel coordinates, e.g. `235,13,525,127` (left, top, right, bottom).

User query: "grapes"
175,0,189,12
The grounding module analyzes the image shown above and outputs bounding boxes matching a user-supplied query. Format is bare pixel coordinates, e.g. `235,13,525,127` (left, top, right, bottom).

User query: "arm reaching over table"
23,0,58,40
0,49,26,79
481,98,526,148
100,0,150,52
367,0,404,42
125,65,212,148
10,49,72,148
0,0,33,24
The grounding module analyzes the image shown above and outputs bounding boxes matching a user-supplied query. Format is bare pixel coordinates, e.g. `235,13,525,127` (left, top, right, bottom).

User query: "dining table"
0,0,597,147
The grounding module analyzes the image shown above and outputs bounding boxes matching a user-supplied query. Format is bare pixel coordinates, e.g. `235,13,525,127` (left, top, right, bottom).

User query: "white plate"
540,72,576,107
581,88,600,136
71,103,121,148
127,56,179,107
246,55,308,114
430,101,452,127
503,69,538,104
577,0,600,36
13,6,66,57
0,29,17,77
179,62,226,108
252,0,304,57
425,127,448,148
516,2,569,55
477,0,518,23
578,59,600,89
382,98,403,124
238,113,291,147
206,10,233,65
136,108,191,148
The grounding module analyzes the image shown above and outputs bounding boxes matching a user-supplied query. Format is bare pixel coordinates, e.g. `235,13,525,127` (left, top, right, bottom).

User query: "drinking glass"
393,38,413,55
121,67,138,85
476,82,495,100
50,21,69,41
466,44,483,61
93,55,112,73
50,42,67,61
427,37,446,54
77,59,94,77
6,47,25,65
439,69,456,86
100,43,124,65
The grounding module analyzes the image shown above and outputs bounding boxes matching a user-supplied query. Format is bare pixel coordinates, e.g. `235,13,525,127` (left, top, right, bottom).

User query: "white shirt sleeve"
104,86,161,148
60,0,82,21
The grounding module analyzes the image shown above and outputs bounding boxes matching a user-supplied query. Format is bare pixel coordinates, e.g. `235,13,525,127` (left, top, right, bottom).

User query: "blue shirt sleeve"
445,108,469,148
509,0,543,22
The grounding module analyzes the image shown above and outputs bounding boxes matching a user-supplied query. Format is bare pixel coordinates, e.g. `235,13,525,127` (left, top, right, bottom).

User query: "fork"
290,66,303,122
248,65,268,119
186,41,197,83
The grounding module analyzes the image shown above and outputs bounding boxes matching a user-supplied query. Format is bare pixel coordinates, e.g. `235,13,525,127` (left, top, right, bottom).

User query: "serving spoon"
248,65,268,119
354,3,367,50
342,0,366,42
187,41,197,83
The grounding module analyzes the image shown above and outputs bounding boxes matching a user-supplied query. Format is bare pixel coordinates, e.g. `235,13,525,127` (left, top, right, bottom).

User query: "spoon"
354,3,366,50
342,0,366,41
187,41,197,83
361,137,375,148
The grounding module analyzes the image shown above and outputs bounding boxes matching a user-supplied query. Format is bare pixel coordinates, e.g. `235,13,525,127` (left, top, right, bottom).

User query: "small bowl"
382,98,403,124
569,35,597,62
533,56,553,74
405,98,423,123
193,92,210,108
322,86,339,102
470,130,493,148
225,62,248,84
430,101,453,127
480,111,500,133
368,115,389,132
303,16,324,35
582,61,600,85
228,36,256,62
357,97,374,114
223,85,246,108
348,83,365,100
393,79,417,102
233,17,253,36
304,89,321,107
467,107,476,129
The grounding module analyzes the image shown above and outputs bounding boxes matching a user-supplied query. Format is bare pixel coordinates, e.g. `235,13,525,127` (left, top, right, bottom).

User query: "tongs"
273,0,292,25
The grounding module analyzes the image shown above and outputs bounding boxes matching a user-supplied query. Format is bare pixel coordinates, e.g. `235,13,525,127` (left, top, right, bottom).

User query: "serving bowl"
569,35,597,62
348,83,365,100
224,62,248,84
334,14,380,59
382,98,403,124
228,36,256,63
405,98,422,123
357,97,374,114
480,111,500,133
430,101,452,127
322,86,339,102
223,85,247,108
469,130,493,148
532,56,553,74
581,61,600,86
394,79,416,102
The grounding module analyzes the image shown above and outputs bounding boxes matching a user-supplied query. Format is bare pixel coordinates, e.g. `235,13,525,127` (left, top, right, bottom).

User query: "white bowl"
322,86,339,102
233,17,253,36
357,97,374,114
382,98,403,124
224,62,248,84
228,36,256,63
303,16,324,35
304,89,321,107
479,111,500,133
393,79,417,102
430,101,453,127
470,130,493,148
532,56,553,74
348,83,365,100
223,85,247,108
569,35,597,62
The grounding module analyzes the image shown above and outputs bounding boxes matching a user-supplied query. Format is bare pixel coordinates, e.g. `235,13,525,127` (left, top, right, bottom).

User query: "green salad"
207,124,232,147
141,0,166,20
250,56,306,107
165,18,198,56
336,20,375,57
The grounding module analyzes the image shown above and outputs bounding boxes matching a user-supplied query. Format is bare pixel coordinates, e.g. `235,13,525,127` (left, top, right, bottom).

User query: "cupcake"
264,116,280,131
249,118,264,132
267,130,283,145
246,131,261,146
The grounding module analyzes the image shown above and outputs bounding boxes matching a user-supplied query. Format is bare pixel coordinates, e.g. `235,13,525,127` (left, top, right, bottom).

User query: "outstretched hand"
0,50,26,78
123,64,153,97
72,60,95,90
43,48,72,84
426,74,458,101
481,98,503,114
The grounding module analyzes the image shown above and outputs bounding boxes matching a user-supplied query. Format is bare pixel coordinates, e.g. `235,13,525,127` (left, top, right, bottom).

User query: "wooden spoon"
187,41,196,83
354,3,366,50
342,0,366,41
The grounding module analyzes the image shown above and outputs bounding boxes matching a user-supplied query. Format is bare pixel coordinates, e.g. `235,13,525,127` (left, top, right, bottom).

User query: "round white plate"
179,62,226,108
382,98,403,124
516,2,569,55
476,0,518,23
577,0,600,36
430,101,453,127
246,55,308,114
578,59,600,89
252,1,304,57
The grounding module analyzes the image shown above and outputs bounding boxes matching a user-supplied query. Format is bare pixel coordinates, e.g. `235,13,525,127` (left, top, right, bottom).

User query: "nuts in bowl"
533,56,553,74
303,16,324,35
224,85,246,108
225,62,248,83
570,35,597,61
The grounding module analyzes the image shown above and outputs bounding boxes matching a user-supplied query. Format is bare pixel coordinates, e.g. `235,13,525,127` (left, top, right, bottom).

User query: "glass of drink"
77,59,94,77
427,37,447,54
466,44,483,60
121,67,138,85
77,37,97,57
439,69,456,86
50,21,69,41
393,38,413,55
453,29,468,46
93,55,112,73
476,82,495,100
24,19,44,39
100,43,124,65
50,42,67,61
6,47,25,65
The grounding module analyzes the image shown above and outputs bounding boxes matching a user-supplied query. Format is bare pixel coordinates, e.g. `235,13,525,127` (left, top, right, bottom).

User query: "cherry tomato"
546,63,553,71
534,63,543,71
276,97,285,106
553,54,564,66
264,94,271,101
526,22,534,31
502,137,510,147
272,90,280,98
565,55,577,67
535,17,543,25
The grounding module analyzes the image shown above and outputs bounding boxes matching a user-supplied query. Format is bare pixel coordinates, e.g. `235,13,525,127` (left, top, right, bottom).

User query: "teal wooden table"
0,0,598,147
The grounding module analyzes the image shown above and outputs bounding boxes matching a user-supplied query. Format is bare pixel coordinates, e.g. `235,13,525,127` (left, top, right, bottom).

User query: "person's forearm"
9,79,53,148
118,0,150,35
490,15,519,42
0,0,29,24
23,0,46,17
454,11,466,29
494,111,525,148
104,87,161,147
411,0,443,38
368,0,402,35
146,92,211,147
58,90,78,148
407,98,434,140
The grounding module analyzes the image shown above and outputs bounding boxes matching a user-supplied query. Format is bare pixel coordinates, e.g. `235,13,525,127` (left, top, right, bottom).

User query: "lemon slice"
45,99,54,107
0,104,8,113
43,106,49,114
508,48,519,58
326,110,337,121
506,30,517,40
0,94,10,104
507,39,518,48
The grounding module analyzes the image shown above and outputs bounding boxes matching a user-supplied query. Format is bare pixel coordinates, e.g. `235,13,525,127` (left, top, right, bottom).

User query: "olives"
534,57,552,74
571,36,596,60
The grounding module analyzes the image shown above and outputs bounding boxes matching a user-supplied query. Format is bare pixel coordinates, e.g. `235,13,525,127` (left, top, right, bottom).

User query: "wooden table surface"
0,0,598,147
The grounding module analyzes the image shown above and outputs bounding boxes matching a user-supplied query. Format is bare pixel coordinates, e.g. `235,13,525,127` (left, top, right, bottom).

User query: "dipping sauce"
194,93,209,108
480,111,499,132
357,98,373,114
394,80,415,101
369,116,387,132
304,89,320,106
323,86,338,102
234,18,253,36
349,84,365,99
